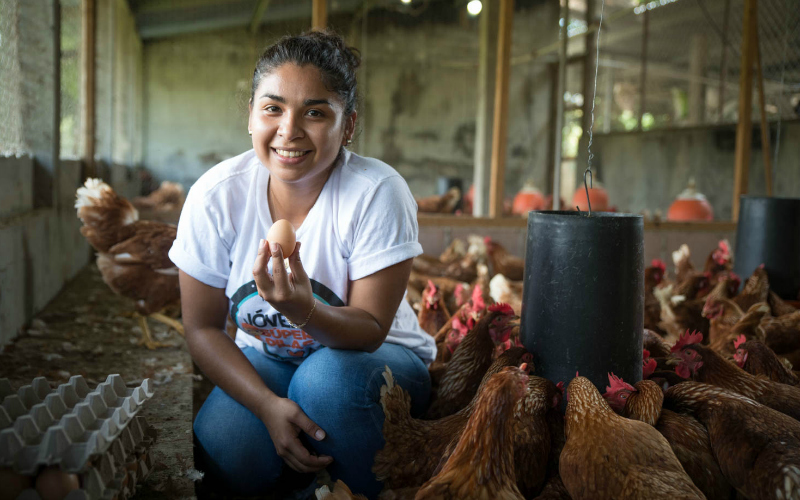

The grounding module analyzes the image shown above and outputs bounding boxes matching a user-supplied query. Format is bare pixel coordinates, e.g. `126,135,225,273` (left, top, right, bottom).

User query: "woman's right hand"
260,396,333,473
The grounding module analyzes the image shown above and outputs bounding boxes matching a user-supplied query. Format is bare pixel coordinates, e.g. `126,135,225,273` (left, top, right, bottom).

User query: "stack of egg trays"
0,374,157,500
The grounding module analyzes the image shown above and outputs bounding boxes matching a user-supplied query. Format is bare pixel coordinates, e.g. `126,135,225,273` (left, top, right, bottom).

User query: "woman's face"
249,63,355,186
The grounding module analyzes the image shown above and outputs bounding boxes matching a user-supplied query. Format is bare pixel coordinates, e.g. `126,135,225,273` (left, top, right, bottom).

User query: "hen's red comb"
643,358,657,379
451,316,469,333
471,285,486,309
719,240,730,254
671,330,704,353
484,236,493,245
759,263,766,269
426,280,437,292
642,348,651,360
606,373,635,394
488,302,515,315
651,259,666,272
734,334,747,350
556,381,564,393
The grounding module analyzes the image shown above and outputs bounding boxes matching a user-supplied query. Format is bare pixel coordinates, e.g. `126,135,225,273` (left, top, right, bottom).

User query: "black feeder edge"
520,210,644,409
733,196,800,301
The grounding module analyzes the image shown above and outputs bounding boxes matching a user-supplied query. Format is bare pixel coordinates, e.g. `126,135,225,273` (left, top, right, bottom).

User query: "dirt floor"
1,264,330,500
0,265,196,499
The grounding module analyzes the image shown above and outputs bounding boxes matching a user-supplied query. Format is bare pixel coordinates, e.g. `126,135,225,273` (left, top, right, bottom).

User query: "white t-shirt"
169,149,436,366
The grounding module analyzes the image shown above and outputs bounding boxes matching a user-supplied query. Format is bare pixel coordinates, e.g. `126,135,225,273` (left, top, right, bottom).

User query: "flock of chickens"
320,237,800,500
73,180,800,499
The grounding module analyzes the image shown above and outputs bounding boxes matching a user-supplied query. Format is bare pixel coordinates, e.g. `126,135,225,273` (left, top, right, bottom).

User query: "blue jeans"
193,343,431,498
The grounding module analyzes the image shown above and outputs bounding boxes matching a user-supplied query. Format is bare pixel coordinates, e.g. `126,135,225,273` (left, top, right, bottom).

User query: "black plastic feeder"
520,211,644,396
733,196,800,300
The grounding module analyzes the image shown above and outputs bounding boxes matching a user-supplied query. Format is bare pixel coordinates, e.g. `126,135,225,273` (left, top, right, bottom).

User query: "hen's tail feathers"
75,178,111,209
380,366,409,414
75,178,139,252
75,178,139,224
672,244,691,267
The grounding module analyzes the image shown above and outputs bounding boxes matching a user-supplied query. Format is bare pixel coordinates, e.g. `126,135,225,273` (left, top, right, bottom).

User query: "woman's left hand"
252,240,315,326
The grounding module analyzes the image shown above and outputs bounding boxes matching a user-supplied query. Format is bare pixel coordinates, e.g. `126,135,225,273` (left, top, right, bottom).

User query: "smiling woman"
167,30,434,499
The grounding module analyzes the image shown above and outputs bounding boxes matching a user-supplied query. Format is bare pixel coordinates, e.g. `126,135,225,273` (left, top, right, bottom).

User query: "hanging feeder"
573,181,609,212
733,196,800,300
512,180,546,215
667,178,714,221
521,171,644,395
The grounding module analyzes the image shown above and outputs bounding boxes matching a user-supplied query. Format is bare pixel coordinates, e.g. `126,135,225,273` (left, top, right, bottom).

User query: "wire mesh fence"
61,0,84,160
591,0,800,133
0,0,26,157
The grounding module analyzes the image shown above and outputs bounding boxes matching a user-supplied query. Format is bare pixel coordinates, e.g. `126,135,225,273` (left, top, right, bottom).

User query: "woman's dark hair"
251,29,361,116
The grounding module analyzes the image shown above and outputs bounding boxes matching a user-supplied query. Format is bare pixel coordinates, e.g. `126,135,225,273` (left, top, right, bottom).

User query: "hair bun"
311,28,361,71
251,28,361,115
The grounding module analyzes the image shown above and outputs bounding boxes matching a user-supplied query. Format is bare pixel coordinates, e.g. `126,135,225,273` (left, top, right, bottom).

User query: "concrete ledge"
0,159,142,347
0,155,34,218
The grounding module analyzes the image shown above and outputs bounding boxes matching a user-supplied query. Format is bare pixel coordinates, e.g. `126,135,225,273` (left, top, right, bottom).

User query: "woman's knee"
193,387,283,494
288,348,380,406
287,344,430,415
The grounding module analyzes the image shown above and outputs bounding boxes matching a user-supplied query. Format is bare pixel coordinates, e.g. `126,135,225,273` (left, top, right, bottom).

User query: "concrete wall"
0,158,87,346
141,3,559,195
583,121,800,219
0,0,143,346
0,158,142,346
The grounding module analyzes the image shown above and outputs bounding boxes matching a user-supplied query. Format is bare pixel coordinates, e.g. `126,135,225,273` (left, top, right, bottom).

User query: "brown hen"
703,297,747,355
514,375,562,498
760,309,800,356
415,366,529,500
75,178,183,349
671,330,800,421
734,265,770,312
604,375,734,499
735,335,799,386
559,376,703,500
484,238,524,281
418,281,451,337
415,187,461,214
644,259,667,335
665,381,800,500
425,303,517,419
374,348,531,491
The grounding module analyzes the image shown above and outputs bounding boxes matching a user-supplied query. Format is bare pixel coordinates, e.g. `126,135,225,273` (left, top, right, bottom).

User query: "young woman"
169,30,435,498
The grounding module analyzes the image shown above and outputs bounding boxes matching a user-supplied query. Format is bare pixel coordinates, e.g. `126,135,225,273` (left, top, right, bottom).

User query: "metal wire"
0,0,25,157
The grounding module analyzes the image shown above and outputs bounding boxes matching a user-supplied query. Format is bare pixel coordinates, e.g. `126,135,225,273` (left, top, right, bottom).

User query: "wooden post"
489,0,514,218
82,0,96,177
754,21,773,196
473,0,499,217
603,67,614,133
688,34,707,125
733,0,757,221
313,0,327,30
552,0,569,210
249,0,272,34
581,0,596,136
638,9,649,129
718,0,731,122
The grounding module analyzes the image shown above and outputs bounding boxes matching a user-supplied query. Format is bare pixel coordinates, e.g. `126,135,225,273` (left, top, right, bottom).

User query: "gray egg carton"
0,375,157,500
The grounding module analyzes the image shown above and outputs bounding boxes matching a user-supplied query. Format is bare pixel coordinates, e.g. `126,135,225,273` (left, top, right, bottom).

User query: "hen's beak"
664,355,680,366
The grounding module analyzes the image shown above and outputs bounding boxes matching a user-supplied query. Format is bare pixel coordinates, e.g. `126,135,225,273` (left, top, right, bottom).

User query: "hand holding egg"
266,219,296,258
252,220,315,324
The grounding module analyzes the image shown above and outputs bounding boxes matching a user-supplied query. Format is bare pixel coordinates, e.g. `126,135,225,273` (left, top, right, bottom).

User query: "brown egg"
35,466,79,500
0,468,33,500
266,219,297,258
